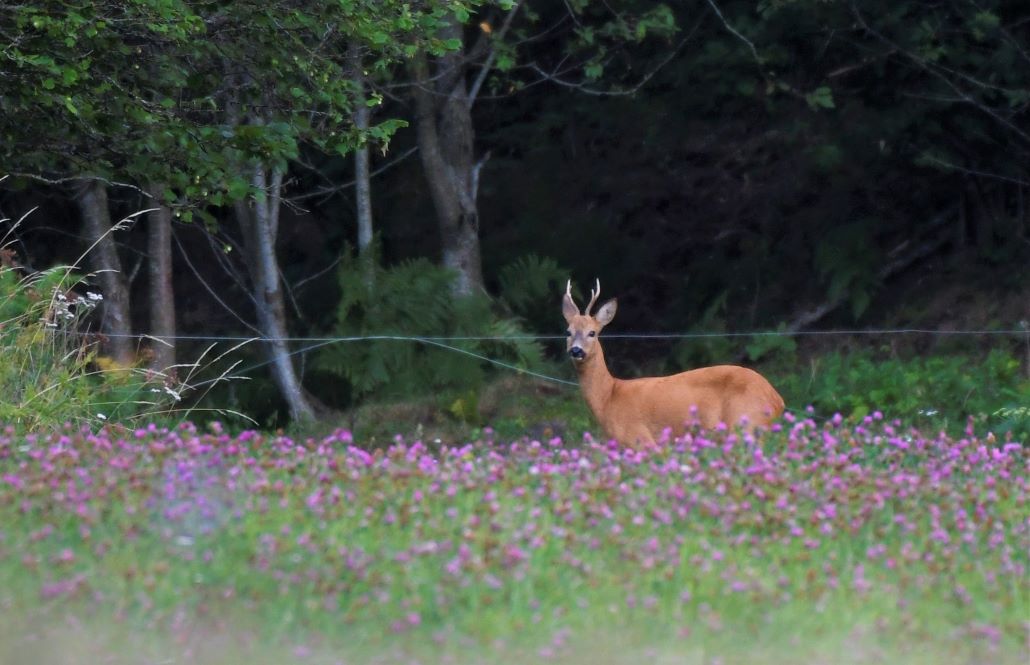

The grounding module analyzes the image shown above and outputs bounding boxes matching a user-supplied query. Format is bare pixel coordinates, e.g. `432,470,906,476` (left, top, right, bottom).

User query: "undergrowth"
0,216,237,431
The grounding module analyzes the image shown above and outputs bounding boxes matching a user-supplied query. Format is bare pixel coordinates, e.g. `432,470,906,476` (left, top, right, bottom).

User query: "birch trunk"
350,44,374,257
235,165,318,423
350,44,376,289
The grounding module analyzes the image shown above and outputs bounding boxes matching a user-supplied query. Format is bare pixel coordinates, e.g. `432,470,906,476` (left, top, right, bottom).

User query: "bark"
235,165,318,423
411,18,486,297
146,185,176,373
349,44,374,257
349,43,376,290
73,179,135,365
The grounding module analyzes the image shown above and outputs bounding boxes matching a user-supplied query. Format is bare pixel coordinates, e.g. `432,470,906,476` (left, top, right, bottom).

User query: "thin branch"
852,3,1030,146
827,50,896,78
287,146,419,203
292,254,344,292
7,172,156,199
786,208,956,332
967,0,1030,67
279,259,307,324
172,228,261,335
526,25,700,97
704,0,762,68
199,225,255,301
468,1,523,109
922,155,1030,187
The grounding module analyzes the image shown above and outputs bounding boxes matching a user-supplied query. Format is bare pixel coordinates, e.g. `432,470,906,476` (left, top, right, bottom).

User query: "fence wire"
71,327,1029,390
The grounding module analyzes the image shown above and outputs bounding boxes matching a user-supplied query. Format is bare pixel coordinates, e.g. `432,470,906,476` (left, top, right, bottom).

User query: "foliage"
2,1,1028,424
495,253,570,334
0,0,203,179
0,419,1024,662
0,258,163,429
777,349,1030,437
311,248,544,405
0,0,482,210
499,1,678,94
470,0,1029,342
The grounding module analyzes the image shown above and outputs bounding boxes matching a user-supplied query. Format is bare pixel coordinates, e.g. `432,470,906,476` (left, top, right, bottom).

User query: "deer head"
562,279,617,364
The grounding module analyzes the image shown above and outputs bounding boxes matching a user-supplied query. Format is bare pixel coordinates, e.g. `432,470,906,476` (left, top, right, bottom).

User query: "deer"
563,279,785,447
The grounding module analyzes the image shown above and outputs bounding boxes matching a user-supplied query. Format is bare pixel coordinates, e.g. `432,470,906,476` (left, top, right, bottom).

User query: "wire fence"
77,327,1030,390
86,327,1030,343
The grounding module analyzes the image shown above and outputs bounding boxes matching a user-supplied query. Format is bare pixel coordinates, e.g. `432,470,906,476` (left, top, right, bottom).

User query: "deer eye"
588,331,596,338
566,330,572,337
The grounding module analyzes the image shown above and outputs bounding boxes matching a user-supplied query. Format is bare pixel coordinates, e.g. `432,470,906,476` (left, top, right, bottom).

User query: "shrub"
777,349,1029,438
311,247,546,407
0,247,181,430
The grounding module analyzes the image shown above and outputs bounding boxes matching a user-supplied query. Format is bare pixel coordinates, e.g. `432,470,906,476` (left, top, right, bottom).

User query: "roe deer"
563,280,784,447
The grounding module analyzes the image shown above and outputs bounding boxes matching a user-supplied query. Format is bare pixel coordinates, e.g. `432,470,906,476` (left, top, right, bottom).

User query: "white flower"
86,292,103,301
97,413,107,420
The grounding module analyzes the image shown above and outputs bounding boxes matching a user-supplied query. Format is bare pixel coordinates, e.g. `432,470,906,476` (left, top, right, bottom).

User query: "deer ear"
594,298,617,327
562,293,579,324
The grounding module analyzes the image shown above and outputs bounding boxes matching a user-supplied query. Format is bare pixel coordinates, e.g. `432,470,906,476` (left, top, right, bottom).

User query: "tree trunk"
349,43,376,289
235,165,318,423
411,19,486,297
146,185,176,373
350,44,374,257
73,179,135,366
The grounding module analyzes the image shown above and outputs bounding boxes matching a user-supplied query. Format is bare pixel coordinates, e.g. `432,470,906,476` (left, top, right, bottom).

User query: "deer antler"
565,279,579,313
585,278,601,316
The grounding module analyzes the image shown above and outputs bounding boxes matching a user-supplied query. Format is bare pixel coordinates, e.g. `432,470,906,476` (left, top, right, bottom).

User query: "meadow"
0,412,1025,664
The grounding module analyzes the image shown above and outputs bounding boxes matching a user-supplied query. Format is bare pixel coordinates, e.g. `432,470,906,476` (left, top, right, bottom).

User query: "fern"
497,253,569,333
312,247,546,403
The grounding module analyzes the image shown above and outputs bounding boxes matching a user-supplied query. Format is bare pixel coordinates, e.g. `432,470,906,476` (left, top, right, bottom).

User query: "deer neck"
576,342,615,417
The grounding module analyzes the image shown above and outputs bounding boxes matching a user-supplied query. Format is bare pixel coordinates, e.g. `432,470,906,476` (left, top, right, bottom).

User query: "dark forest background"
1,0,1027,429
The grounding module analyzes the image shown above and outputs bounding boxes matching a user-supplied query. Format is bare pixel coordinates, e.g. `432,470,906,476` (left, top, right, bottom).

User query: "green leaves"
805,86,835,111
314,247,543,401
814,221,881,320
970,10,1000,40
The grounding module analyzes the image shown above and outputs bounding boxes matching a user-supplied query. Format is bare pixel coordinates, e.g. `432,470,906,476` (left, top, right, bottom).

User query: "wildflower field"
0,414,1026,664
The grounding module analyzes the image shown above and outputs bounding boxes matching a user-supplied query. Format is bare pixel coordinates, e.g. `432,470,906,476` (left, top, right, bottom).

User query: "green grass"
0,417,1025,663
288,346,1030,446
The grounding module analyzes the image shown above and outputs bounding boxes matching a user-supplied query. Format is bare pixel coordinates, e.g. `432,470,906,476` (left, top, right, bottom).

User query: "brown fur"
563,283,784,448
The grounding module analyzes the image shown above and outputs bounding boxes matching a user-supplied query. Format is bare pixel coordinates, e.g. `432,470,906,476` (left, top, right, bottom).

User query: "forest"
0,0,1028,431
1,3,1029,663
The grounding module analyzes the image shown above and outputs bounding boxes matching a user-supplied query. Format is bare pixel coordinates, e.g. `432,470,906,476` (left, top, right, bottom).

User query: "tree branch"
786,208,956,332
7,172,156,199
525,24,700,97
852,2,1030,146
704,0,762,69
467,1,523,109
172,228,262,335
